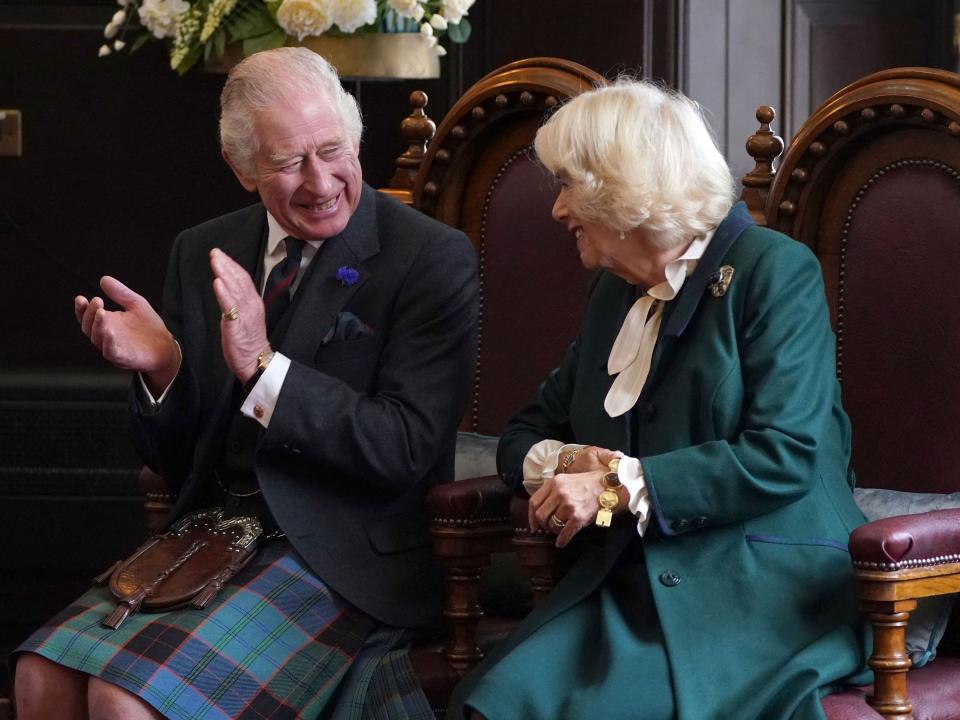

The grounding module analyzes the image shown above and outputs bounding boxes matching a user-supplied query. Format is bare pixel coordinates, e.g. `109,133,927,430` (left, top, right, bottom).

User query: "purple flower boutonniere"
335,266,360,287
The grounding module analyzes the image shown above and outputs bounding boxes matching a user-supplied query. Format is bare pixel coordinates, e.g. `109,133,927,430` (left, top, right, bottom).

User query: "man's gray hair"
219,47,363,177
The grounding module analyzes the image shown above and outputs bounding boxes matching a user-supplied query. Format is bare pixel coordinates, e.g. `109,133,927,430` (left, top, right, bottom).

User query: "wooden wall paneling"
685,0,955,186
783,0,955,143
684,0,782,183
645,0,685,87
469,0,648,79
0,371,147,697
0,5,252,369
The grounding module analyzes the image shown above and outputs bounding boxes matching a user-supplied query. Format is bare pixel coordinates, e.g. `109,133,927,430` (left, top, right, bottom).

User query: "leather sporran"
95,508,262,630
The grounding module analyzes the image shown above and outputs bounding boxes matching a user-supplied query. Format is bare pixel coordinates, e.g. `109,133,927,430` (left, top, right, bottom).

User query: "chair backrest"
752,68,960,493
392,58,605,435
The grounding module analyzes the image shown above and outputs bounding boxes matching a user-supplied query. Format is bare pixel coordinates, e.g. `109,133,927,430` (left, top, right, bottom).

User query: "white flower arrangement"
98,0,475,74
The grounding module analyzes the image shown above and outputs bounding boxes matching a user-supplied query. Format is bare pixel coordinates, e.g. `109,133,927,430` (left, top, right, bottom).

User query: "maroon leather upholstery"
848,509,960,568
471,155,591,435
821,688,885,720
427,474,510,523
823,657,960,720
838,159,960,494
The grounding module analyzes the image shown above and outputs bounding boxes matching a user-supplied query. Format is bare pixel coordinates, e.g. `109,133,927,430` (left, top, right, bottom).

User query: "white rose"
276,0,334,40
429,13,447,30
104,21,119,38
387,0,424,22
419,21,437,47
116,0,133,6
330,0,377,33
114,39,127,50
98,44,112,57
137,0,190,39
112,9,127,24
435,43,447,56
440,0,474,24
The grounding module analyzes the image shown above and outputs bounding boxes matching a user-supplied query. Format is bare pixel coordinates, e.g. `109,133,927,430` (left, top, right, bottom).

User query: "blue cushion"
853,488,960,667
454,432,499,481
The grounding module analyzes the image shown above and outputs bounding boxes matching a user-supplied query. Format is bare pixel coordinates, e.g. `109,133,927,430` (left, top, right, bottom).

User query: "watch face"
603,471,621,488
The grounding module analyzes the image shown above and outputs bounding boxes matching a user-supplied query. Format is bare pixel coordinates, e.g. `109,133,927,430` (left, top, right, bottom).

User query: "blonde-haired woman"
449,80,870,720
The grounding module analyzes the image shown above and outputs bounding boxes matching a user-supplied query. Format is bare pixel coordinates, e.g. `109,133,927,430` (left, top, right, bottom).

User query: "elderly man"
14,47,478,720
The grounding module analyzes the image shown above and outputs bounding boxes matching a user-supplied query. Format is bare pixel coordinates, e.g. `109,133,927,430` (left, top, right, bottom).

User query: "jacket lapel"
642,201,755,396
277,183,379,363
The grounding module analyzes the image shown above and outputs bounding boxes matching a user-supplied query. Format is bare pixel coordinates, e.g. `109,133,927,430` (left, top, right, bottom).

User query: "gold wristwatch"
596,458,621,528
243,348,275,394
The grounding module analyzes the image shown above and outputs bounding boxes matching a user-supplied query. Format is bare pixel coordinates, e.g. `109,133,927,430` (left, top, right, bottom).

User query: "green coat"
453,203,871,720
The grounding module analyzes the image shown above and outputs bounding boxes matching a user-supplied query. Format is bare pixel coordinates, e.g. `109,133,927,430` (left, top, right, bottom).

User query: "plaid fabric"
15,542,433,720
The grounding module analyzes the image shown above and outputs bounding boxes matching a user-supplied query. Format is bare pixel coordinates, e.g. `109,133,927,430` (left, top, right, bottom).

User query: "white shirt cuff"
616,455,651,536
521,440,582,495
521,443,651,536
240,352,291,428
138,340,182,408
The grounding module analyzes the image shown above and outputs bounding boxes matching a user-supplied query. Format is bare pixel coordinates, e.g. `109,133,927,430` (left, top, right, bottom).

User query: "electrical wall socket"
0,110,22,157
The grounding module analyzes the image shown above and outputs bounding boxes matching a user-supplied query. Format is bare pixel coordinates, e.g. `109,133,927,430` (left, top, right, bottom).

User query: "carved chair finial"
387,91,437,200
741,105,785,223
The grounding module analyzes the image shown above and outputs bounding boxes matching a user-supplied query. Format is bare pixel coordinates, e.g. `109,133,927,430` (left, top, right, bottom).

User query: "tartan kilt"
14,541,433,720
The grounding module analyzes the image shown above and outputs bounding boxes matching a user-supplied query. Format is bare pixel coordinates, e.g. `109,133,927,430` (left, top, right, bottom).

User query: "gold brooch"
708,266,735,297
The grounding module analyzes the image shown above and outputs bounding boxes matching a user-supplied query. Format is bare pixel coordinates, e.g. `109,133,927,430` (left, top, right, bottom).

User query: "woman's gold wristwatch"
596,458,621,528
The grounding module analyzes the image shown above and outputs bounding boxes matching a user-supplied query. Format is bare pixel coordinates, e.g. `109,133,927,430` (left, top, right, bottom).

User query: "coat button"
228,440,242,454
694,516,708,528
659,571,681,587
672,518,689,532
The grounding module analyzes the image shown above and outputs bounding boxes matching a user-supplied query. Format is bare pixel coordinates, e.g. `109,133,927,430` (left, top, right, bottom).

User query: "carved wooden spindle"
386,90,436,204
741,105,784,223
863,599,917,720
430,517,513,675
440,555,489,674
513,532,571,606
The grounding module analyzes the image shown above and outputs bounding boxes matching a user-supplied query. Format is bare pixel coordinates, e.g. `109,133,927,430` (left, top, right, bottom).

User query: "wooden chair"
384,57,604,714
435,64,960,719
740,66,960,720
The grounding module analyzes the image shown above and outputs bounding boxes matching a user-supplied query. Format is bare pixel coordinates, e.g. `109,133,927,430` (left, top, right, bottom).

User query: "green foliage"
446,17,470,43
243,29,287,56
225,1,276,41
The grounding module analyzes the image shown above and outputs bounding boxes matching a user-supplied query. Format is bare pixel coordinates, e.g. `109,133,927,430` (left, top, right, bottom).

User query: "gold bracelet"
597,457,621,527
595,487,619,528
559,447,581,473
603,457,621,488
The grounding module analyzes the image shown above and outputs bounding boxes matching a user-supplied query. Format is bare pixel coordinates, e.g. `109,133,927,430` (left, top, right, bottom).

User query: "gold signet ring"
223,306,240,321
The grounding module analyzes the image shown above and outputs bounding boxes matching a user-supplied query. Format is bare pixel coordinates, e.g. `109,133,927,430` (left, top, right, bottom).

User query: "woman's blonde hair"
534,78,736,249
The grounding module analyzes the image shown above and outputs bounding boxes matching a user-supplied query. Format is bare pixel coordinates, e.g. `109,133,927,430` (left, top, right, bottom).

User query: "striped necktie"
263,236,304,333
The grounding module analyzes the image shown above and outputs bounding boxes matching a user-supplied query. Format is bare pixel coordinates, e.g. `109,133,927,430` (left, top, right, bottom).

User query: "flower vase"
297,33,440,79
206,33,440,79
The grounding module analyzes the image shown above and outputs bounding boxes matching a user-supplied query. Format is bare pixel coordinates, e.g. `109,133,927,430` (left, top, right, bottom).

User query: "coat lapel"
276,184,379,363
642,202,755,396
